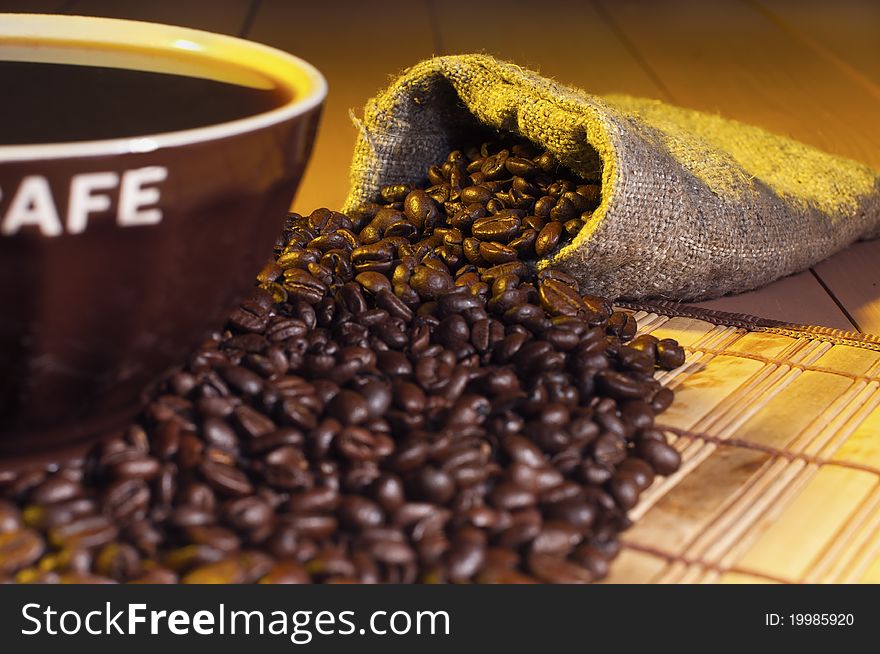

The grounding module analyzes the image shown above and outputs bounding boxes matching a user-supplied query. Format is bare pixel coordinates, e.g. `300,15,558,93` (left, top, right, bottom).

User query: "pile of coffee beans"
0,135,684,583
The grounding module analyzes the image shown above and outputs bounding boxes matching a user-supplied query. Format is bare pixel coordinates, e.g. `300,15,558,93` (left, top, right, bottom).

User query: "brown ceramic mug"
0,14,326,459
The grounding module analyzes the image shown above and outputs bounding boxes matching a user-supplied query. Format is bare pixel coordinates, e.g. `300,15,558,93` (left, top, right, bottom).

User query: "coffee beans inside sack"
347,55,880,301
0,134,684,584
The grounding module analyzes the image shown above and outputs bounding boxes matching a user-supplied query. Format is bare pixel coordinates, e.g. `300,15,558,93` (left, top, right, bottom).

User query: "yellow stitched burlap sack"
343,55,880,301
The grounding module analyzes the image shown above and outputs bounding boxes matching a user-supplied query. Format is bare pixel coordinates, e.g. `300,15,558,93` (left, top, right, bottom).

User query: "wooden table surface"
4,0,879,333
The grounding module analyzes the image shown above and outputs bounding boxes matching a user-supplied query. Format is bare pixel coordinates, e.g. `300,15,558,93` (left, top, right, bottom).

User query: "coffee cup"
0,14,326,459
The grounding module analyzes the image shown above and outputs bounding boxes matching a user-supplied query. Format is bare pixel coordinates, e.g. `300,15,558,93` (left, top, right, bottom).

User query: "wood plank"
433,0,665,98
748,0,880,335
753,0,880,87
62,0,252,34
694,270,856,331
597,0,867,330
597,0,880,168
814,240,880,335
246,0,437,214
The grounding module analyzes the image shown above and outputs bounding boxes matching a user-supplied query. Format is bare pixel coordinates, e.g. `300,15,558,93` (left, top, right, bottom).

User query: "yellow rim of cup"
0,13,328,162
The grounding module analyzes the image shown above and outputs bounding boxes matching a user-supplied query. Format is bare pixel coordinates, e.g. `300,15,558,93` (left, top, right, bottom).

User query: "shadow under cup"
0,14,326,460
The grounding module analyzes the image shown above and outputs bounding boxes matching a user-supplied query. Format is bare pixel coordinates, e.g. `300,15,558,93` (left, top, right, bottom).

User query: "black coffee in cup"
0,60,292,145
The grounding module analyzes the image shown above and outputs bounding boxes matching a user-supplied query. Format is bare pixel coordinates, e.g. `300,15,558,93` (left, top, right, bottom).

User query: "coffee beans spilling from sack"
0,135,684,584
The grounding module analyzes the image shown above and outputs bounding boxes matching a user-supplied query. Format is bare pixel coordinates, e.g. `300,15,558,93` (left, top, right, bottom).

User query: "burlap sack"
343,55,880,301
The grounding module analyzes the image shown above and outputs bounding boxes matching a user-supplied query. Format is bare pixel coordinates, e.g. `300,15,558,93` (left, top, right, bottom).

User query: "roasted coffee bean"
0,501,23,534
392,380,426,412
109,454,161,481
651,387,675,413
30,477,82,505
103,478,150,522
127,568,178,584
404,190,440,230
199,417,237,453
596,370,647,400
410,265,453,299
282,268,327,304
380,184,414,204
357,381,392,420
199,461,253,497
413,467,456,505
618,345,655,374
0,528,44,574
49,515,118,549
480,150,509,179
2,133,682,585
479,241,517,264
263,446,312,490
260,560,310,584
445,535,486,582
177,483,217,513
376,290,414,322
527,552,593,583
233,405,276,439
340,496,385,530
327,390,370,425
356,271,393,295
162,543,227,572
22,498,96,532
619,458,655,492
503,435,546,468
93,542,142,580
535,221,562,257
286,514,338,540
607,310,637,339
609,474,640,511
218,365,264,395
628,334,658,357
377,350,413,377
184,525,241,553
460,185,493,204
539,278,587,317
621,400,655,431
563,218,584,236
182,557,246,584
224,497,273,532
228,305,268,333
351,241,394,270
286,487,340,514
505,156,539,178
336,427,385,462
576,183,601,206
656,339,686,369
531,521,582,555
639,439,682,475
471,214,522,243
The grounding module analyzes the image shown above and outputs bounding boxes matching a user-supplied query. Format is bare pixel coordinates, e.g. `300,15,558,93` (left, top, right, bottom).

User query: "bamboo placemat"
604,302,880,584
